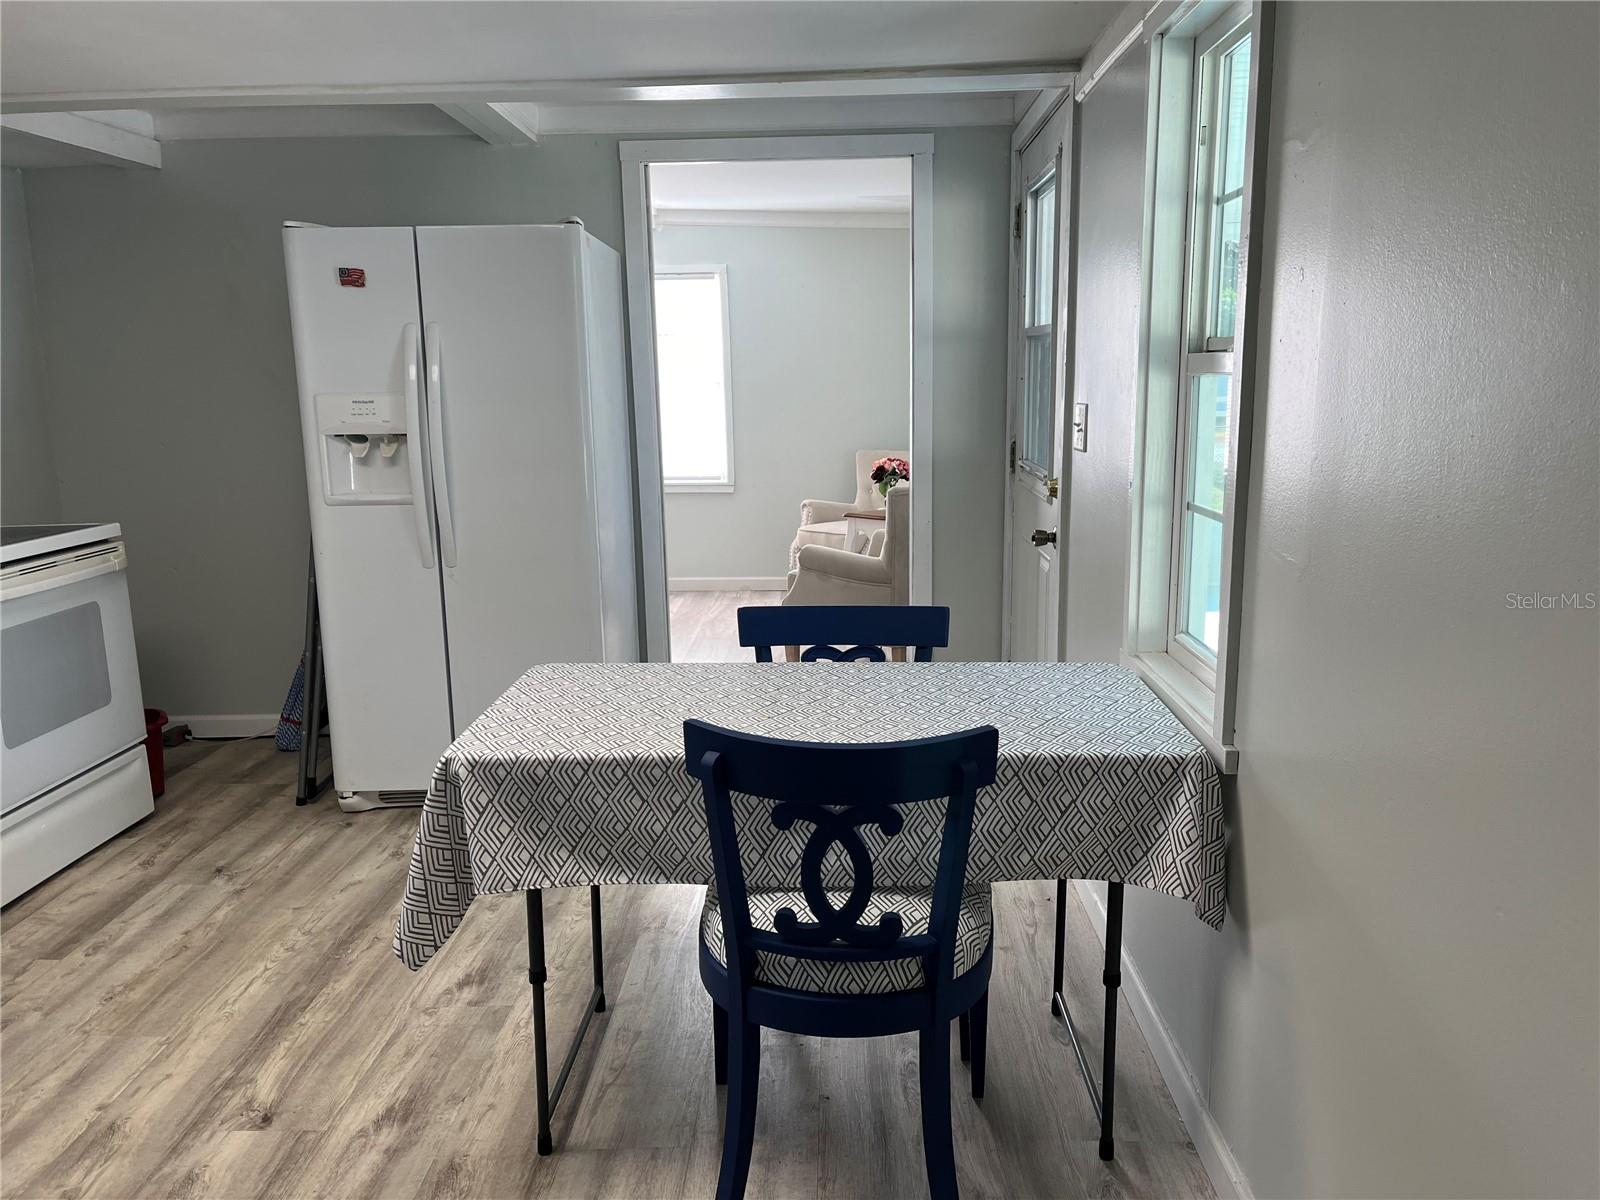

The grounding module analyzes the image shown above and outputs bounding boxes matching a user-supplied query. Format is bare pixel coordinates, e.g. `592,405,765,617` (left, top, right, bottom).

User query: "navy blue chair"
684,719,999,1200
736,604,950,662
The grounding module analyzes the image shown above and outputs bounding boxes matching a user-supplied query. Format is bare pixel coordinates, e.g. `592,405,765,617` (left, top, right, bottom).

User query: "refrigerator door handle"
403,324,437,569
424,323,459,569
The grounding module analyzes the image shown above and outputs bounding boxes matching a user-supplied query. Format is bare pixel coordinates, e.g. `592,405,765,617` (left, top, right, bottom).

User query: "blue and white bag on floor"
276,656,306,752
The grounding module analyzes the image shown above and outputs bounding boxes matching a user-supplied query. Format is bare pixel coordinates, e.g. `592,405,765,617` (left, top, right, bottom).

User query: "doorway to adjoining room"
640,156,915,661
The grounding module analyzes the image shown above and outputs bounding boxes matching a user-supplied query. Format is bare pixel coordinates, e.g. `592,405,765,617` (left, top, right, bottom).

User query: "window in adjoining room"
654,268,734,491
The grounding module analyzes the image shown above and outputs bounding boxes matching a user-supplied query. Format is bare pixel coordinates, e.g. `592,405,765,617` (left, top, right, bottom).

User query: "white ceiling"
1,2,1120,102
0,1,1118,167
650,158,912,214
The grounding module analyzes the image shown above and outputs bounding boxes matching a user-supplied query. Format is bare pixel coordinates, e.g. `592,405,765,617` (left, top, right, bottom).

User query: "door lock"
1030,528,1057,547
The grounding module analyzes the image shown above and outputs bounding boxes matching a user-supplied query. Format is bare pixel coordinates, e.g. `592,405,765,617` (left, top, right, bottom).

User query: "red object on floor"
143,708,168,798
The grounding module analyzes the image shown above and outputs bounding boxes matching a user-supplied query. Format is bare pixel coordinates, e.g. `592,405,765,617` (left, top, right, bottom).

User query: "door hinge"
1009,439,1017,472
1013,202,1024,241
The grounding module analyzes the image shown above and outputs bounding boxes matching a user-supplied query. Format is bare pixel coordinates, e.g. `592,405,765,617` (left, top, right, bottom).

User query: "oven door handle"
0,543,128,603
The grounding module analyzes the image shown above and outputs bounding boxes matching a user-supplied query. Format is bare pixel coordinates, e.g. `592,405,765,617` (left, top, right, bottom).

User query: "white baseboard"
1073,881,1252,1200
668,576,788,592
168,713,279,739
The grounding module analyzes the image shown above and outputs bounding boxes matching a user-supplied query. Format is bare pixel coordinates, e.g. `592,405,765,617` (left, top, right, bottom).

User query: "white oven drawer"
0,742,153,905
1,544,147,814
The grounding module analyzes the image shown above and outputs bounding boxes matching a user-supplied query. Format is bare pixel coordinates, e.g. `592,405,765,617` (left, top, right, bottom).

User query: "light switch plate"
1072,402,1088,452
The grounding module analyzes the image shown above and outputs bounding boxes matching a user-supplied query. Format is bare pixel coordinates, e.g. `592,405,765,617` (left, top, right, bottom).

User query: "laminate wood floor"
0,737,1215,1200
669,590,782,663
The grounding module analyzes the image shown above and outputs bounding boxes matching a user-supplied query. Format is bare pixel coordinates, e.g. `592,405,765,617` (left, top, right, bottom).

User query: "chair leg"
969,991,989,1100
716,1020,761,1200
713,1002,729,1086
957,1011,971,1063
918,1023,958,1200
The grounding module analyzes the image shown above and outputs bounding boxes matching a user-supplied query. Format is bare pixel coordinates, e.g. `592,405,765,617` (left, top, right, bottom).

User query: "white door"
414,225,606,731
283,226,453,794
1005,104,1074,662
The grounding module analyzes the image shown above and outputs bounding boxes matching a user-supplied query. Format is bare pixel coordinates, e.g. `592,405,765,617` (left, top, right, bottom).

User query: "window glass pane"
1220,37,1251,195
654,274,730,482
1186,373,1230,513
1181,511,1225,654
1021,331,1052,468
1019,170,1057,471
1208,33,1251,341
1028,175,1056,327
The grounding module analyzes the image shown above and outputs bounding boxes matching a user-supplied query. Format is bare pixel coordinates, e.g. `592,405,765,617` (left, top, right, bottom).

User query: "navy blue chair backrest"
737,605,951,663
684,719,998,990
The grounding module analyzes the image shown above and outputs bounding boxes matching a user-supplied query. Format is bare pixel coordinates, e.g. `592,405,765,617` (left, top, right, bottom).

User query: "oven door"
1,542,147,814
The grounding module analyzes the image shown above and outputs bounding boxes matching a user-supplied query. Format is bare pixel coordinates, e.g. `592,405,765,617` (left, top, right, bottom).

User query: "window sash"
1185,17,1252,356
1166,13,1250,680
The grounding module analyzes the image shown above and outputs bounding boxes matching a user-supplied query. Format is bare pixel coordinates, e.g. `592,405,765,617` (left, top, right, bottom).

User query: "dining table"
393,658,1225,1160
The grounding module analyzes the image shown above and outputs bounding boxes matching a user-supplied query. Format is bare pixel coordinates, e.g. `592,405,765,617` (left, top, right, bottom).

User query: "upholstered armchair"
783,482,910,607
788,449,909,571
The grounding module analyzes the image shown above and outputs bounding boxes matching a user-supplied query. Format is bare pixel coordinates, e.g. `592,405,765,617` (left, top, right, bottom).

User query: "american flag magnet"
337,267,366,288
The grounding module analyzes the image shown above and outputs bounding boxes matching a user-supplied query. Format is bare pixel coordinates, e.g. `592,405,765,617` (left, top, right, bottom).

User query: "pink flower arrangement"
870,456,910,497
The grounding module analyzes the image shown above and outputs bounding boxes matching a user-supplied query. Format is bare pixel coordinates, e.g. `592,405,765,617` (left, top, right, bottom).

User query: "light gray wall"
928,129,1012,661
19,127,1009,714
1063,4,1599,1197
656,221,909,582
1,168,61,524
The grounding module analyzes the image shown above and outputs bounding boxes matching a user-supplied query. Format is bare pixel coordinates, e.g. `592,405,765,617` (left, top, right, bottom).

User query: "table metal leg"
590,884,607,1013
1050,880,1124,1162
526,887,610,1157
1050,879,1068,1014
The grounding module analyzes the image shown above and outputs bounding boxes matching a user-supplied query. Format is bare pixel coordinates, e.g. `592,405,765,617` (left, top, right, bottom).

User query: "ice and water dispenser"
314,393,413,502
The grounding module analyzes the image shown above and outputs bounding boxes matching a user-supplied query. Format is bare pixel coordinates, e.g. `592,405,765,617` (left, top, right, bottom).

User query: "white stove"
1,522,153,905
1,522,124,565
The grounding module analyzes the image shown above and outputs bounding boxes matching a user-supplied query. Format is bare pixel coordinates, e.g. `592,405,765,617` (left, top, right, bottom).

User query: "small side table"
843,508,886,553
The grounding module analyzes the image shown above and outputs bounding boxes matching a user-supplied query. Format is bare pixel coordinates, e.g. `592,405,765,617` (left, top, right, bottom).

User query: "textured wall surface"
1061,4,1600,1196
1,168,60,524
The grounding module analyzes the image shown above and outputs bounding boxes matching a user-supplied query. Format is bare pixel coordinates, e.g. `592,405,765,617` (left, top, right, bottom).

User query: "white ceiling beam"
1,64,1078,113
435,102,540,145
538,94,1017,137
0,111,160,167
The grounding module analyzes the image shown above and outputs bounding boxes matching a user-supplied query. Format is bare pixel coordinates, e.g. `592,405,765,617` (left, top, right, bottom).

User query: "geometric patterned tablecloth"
394,660,1225,970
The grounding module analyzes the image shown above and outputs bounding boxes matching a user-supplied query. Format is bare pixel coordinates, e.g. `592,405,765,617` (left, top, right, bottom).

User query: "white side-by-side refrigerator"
284,222,638,811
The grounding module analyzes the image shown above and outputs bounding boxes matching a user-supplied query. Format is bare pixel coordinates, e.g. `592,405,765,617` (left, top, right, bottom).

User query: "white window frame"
653,265,736,493
1167,12,1250,686
1125,0,1272,773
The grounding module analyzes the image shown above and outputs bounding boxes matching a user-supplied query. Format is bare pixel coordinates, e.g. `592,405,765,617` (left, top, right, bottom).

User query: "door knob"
1031,528,1057,547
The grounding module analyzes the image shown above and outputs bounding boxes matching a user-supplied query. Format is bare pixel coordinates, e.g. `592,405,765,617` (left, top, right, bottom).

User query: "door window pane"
1019,171,1057,471
1028,176,1057,327
654,273,731,484
1022,332,1052,467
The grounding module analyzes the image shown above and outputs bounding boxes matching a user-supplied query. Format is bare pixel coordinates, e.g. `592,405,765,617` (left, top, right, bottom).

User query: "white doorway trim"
620,133,934,661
